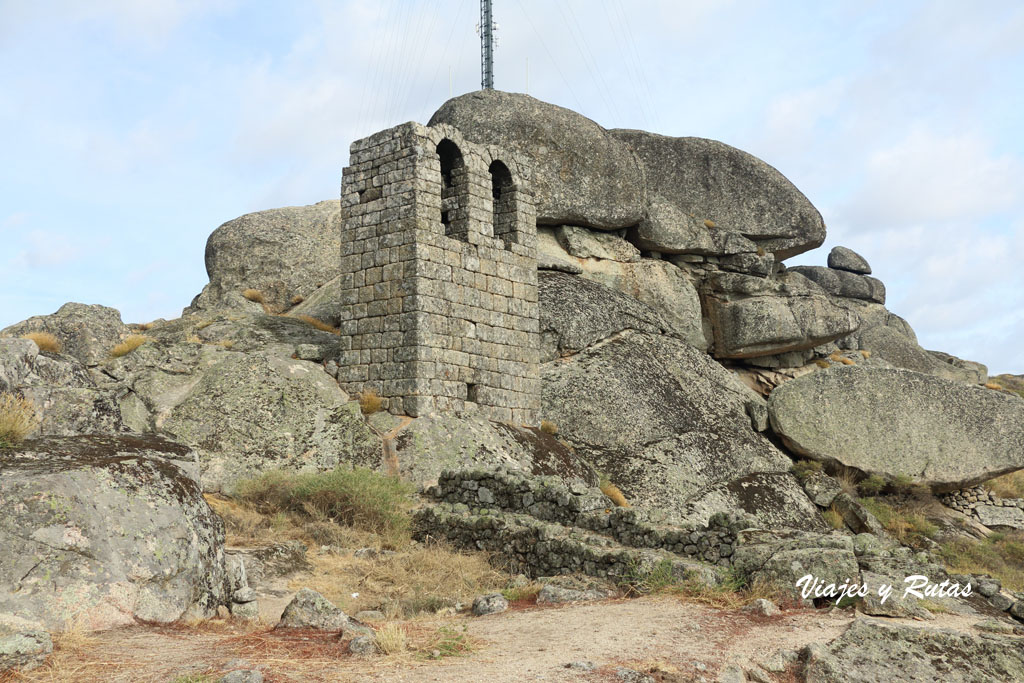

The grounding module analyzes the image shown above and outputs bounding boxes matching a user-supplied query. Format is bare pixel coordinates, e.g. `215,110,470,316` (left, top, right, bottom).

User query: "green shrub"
859,496,938,547
938,531,1024,592
234,467,414,539
857,474,887,496
791,459,823,481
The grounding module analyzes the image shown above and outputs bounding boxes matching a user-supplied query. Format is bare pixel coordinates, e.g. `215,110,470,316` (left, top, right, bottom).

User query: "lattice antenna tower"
478,0,497,89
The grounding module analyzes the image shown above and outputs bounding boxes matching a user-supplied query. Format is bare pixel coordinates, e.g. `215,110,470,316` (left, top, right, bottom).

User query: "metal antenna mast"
480,0,494,89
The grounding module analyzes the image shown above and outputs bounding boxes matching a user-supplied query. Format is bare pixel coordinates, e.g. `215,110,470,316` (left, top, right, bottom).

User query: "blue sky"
1,1,1022,373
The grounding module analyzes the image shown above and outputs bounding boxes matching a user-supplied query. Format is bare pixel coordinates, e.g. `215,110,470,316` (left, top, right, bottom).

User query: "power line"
512,0,584,112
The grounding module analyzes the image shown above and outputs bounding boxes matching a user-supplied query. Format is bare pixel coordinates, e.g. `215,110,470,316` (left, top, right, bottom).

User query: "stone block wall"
338,122,540,422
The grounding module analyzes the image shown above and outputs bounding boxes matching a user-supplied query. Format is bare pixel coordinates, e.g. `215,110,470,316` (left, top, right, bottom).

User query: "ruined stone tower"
337,122,540,423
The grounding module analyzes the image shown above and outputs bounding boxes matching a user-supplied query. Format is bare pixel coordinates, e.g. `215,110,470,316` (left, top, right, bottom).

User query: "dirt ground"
5,595,998,683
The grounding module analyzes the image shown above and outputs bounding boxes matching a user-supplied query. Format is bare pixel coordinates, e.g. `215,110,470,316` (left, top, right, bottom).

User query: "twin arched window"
436,139,517,250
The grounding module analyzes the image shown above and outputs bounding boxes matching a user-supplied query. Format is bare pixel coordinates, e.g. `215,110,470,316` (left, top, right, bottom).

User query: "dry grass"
630,560,789,610
539,419,558,435
419,624,478,658
938,530,1024,592
214,339,234,350
110,335,151,358
837,356,856,366
295,542,506,618
703,219,716,228
195,320,215,330
790,459,822,481
135,321,155,331
834,466,860,497
242,288,265,304
823,505,845,530
859,496,938,548
600,481,630,508
357,388,384,415
0,392,40,448
21,332,61,353
292,314,340,335
186,334,203,344
860,349,872,359
814,359,830,369
290,295,305,306
983,471,1024,499
374,622,407,655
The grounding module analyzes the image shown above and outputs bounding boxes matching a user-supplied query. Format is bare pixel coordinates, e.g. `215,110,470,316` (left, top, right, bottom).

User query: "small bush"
426,625,475,658
814,359,831,369
858,474,887,496
859,496,938,547
539,419,558,435
791,459,823,481
110,334,151,358
0,392,40,448
501,583,542,603
357,388,384,415
22,331,61,353
242,288,265,303
234,467,414,539
375,622,407,656
293,314,340,335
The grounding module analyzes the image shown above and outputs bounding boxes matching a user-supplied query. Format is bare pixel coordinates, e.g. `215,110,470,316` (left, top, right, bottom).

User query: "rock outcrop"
1,302,130,367
0,435,226,630
804,618,1024,682
542,329,800,524
611,129,826,260
186,200,341,315
768,366,1024,490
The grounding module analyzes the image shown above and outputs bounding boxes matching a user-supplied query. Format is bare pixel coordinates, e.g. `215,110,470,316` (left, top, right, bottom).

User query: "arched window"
437,139,469,241
489,160,516,249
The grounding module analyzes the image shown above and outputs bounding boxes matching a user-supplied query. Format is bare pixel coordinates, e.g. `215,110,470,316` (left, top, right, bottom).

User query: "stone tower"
337,121,540,423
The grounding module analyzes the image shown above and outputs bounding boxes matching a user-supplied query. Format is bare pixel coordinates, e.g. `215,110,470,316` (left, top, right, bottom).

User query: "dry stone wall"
338,122,540,422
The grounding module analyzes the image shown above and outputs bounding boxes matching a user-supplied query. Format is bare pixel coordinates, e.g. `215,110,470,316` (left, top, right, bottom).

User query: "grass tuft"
242,288,265,304
22,331,62,353
857,474,887,496
937,531,1024,591
539,419,558,435
823,505,845,530
290,295,305,306
375,622,407,656
293,314,340,335
790,459,823,481
600,480,630,507
814,359,830,369
233,467,414,540
110,334,151,358
423,625,476,658
983,471,1024,499
357,388,384,415
0,392,41,448
859,496,938,547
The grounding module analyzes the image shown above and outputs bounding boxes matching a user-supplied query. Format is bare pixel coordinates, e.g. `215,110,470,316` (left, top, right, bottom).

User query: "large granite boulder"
539,270,673,361
1,303,130,367
804,618,1024,682
541,329,803,524
0,615,51,673
788,265,886,304
100,338,378,491
768,366,1024,490
827,246,871,274
0,338,125,437
679,472,828,530
732,529,858,593
186,200,341,315
610,130,825,260
386,411,598,487
429,90,646,229
701,271,858,360
0,435,226,631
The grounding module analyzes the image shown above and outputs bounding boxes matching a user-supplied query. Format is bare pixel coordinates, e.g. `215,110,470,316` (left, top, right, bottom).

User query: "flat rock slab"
975,505,1024,530
768,366,1024,490
805,618,1024,682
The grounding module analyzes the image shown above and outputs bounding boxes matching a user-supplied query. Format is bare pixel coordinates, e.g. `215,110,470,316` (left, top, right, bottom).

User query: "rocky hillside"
2,91,1024,681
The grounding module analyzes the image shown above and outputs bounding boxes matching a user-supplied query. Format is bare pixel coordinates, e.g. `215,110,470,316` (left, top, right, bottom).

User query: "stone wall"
941,486,1024,529
414,469,748,581
338,122,540,422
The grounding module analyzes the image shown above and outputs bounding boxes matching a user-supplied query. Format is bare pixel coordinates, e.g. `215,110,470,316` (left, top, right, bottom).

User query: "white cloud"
8,230,88,269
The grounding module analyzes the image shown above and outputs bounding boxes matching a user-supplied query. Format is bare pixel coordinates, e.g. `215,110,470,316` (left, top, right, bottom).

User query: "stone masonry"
338,122,540,422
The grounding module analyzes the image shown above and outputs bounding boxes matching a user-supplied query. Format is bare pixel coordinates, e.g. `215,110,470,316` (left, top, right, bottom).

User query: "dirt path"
10,596,995,683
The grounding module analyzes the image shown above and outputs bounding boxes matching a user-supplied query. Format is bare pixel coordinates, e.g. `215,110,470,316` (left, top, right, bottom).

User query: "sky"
1,0,1022,373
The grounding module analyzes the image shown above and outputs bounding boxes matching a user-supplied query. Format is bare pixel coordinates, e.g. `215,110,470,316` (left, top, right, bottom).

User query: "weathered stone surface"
390,412,597,487
732,529,858,593
804,618,1024,683
702,271,859,359
537,228,584,274
742,598,780,617
610,130,825,260
801,471,843,508
1,303,130,367
0,615,51,673
186,200,341,316
429,91,645,229
286,276,342,327
556,225,639,262
578,259,707,350
831,493,889,537
348,635,377,656
827,246,871,274
471,592,508,616
100,339,378,491
539,271,673,361
788,266,885,304
768,366,1024,490
536,584,607,605
0,435,226,631
679,473,828,530
0,338,126,437
976,505,1024,530
277,588,365,632
542,329,797,523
